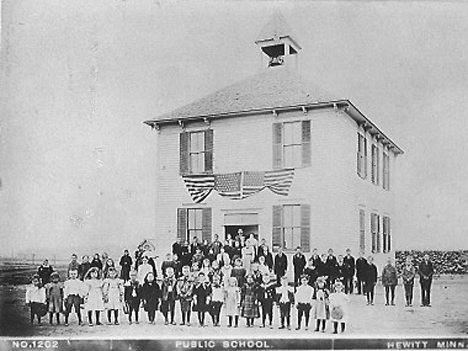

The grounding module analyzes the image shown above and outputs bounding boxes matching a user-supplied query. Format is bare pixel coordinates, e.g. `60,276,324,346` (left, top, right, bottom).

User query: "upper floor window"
383,152,390,190
359,209,366,252
371,145,379,185
357,133,367,179
382,216,391,253
273,120,311,169
371,212,380,253
180,130,213,175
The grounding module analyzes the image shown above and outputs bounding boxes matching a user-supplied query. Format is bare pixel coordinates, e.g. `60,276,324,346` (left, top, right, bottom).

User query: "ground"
1,261,467,338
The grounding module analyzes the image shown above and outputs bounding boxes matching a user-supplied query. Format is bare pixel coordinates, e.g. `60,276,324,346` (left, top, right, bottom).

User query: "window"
382,216,391,253
371,213,380,253
273,120,311,169
383,152,390,190
359,209,366,252
272,204,310,252
179,130,213,175
177,208,212,242
371,145,379,185
357,133,367,178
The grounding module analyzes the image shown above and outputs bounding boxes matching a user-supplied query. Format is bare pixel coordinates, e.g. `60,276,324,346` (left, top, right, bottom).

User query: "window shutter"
272,123,283,169
359,210,365,252
177,208,187,242
300,204,311,252
363,138,367,178
388,217,391,252
371,213,376,253
272,205,283,250
202,207,212,243
179,132,189,175
204,129,213,173
382,217,387,253
376,215,381,253
302,120,311,167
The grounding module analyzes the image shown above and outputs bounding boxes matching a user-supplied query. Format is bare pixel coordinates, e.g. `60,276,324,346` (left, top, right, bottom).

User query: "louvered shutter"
376,215,381,253
387,217,391,252
272,205,283,250
272,123,283,169
302,120,311,167
177,208,187,242
204,129,213,173
202,208,212,243
363,138,367,178
300,204,311,252
371,213,376,253
180,132,189,175
359,210,365,252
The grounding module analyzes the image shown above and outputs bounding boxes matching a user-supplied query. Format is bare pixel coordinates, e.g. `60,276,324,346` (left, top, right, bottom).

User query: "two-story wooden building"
144,14,403,265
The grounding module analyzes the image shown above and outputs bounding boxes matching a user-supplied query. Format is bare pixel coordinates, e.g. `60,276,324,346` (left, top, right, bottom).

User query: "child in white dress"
84,267,104,326
329,280,350,334
102,267,124,325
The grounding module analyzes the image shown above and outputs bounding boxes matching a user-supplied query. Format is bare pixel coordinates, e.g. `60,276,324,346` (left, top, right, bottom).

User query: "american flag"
243,171,266,198
264,169,295,196
182,174,215,203
215,172,242,199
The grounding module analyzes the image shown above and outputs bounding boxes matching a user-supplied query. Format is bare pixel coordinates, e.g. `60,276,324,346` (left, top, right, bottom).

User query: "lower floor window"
272,204,310,252
177,207,212,243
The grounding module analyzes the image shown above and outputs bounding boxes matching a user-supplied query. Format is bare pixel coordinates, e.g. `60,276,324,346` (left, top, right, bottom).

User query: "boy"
67,254,80,276
63,270,84,326
25,274,46,324
124,270,142,324
295,275,314,330
276,276,294,330
160,266,178,325
176,265,194,326
78,255,91,281
257,274,276,329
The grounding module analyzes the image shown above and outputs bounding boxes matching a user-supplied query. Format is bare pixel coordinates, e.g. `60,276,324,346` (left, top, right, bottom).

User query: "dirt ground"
1,262,467,338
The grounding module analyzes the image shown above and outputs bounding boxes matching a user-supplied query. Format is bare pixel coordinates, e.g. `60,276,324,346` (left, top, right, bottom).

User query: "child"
102,267,124,325
295,274,314,330
142,272,162,324
124,270,142,324
63,270,85,326
241,274,259,327
209,274,223,327
329,280,349,334
402,256,416,307
78,255,91,281
160,266,178,325
209,260,221,282
257,273,276,329
137,256,154,284
364,256,378,306
313,277,330,332
190,261,201,281
176,265,194,326
231,258,246,288
102,258,116,279
276,276,294,330
220,261,233,288
200,258,212,277
224,277,241,328
84,267,104,326
45,272,64,325
192,272,212,327
25,274,46,325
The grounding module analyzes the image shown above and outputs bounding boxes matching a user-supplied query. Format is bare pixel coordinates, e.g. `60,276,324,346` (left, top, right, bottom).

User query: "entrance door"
224,225,259,241
223,212,259,241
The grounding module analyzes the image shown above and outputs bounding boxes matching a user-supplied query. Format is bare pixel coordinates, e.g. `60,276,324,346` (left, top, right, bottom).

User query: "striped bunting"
182,169,294,203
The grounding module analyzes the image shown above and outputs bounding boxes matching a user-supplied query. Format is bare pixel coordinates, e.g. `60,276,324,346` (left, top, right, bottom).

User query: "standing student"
257,256,270,277
355,252,367,295
231,258,247,288
293,247,307,289
84,267,104,326
258,274,276,329
63,270,84,326
192,272,212,327
241,244,255,273
418,254,434,307
160,266,178,325
241,274,259,327
329,281,349,334
363,256,378,306
102,258,116,280
210,234,223,257
343,249,356,294
161,253,177,278
220,261,233,288
303,258,318,287
137,256,154,284
209,274,224,327
78,255,91,281
124,270,142,324
274,247,288,284
276,276,294,330
25,274,46,325
313,277,330,332
176,265,194,326
90,253,103,272
142,272,162,324
295,275,314,330
102,267,124,325
402,256,416,307
38,259,54,285
216,247,230,268
45,272,63,325
224,277,241,328
382,257,398,306
119,250,133,282
67,254,80,276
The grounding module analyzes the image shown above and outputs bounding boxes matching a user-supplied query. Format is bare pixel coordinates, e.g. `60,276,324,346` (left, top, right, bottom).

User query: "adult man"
292,246,306,288
210,234,223,256
325,249,338,287
418,254,434,307
119,249,133,282
172,238,183,258
274,247,288,284
355,251,367,295
343,249,356,294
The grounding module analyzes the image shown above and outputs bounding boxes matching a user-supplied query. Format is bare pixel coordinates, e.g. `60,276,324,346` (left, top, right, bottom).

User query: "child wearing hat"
276,276,294,330
63,270,85,326
45,271,64,325
25,274,46,325
329,280,350,334
295,274,314,330
313,276,330,332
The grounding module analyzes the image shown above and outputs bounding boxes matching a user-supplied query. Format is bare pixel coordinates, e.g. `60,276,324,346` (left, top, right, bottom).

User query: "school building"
144,13,404,265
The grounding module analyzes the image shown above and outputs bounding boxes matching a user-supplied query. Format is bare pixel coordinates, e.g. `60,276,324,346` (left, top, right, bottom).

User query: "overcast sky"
1,0,468,258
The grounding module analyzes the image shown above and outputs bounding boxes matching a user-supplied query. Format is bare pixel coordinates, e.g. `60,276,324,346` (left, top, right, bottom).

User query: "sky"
1,0,468,258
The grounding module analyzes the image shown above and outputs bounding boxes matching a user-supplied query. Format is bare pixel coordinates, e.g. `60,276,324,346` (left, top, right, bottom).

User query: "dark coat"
343,255,356,277
274,253,288,276
363,263,378,284
124,281,142,305
38,265,54,285
418,260,434,281
192,282,212,312
356,257,368,279
293,253,307,275
142,281,162,312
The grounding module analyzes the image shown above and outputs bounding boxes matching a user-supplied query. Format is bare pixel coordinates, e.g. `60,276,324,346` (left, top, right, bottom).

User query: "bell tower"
255,12,302,69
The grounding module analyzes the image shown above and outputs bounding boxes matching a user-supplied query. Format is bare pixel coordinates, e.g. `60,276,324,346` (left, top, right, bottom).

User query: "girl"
25,274,46,325
231,258,246,288
209,274,224,326
137,256,153,284
200,258,212,277
402,256,416,307
160,266,178,325
209,260,221,282
329,281,349,334
240,274,259,327
257,273,276,329
276,276,294,330
90,253,103,272
102,267,124,325
190,261,201,281
192,272,212,327
102,258,116,279
313,277,330,332
142,272,162,324
84,267,104,326
224,277,241,328
45,272,63,325
257,256,270,277
241,244,255,273
124,270,142,324
295,275,314,330
176,265,194,326
221,261,233,288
